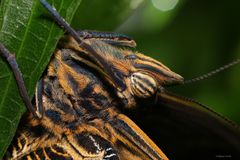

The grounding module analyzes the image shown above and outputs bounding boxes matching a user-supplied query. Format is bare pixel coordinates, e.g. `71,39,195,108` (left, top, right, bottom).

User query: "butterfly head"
125,53,184,99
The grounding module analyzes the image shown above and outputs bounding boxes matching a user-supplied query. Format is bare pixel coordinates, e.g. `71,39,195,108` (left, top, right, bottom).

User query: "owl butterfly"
1,0,240,159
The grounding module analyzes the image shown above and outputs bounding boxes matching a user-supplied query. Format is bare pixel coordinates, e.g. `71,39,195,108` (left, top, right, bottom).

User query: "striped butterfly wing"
6,112,168,160
130,90,240,159
5,121,118,160
6,135,74,160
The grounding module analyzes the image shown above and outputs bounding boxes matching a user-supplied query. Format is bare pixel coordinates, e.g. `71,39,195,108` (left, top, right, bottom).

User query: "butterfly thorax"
40,48,118,132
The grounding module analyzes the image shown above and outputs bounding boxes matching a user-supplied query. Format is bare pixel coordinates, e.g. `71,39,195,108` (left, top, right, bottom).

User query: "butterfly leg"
35,78,44,118
77,30,136,48
0,43,41,118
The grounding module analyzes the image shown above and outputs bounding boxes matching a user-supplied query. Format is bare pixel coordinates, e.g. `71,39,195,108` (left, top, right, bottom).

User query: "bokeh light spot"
151,0,179,11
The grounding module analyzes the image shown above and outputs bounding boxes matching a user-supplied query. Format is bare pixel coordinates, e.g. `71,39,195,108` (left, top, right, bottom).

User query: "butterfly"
1,0,240,159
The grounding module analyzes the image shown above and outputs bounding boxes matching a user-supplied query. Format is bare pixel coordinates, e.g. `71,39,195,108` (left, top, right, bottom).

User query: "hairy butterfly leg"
77,30,136,48
0,43,41,118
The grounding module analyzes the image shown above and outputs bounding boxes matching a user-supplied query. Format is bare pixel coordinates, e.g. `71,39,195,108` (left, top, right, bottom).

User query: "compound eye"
130,72,157,98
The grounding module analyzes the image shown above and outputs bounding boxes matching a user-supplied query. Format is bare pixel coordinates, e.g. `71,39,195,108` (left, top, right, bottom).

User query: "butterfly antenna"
184,59,240,84
40,0,82,44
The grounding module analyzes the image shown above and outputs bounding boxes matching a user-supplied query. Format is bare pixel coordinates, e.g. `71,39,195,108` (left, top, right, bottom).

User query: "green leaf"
0,0,81,157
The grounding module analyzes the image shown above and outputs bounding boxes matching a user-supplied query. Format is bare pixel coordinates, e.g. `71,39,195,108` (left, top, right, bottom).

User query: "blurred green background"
72,0,240,123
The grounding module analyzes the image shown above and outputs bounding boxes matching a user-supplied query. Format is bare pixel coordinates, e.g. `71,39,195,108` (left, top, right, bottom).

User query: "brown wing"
5,112,169,160
10,144,74,160
102,110,168,160
5,116,119,160
130,90,240,159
